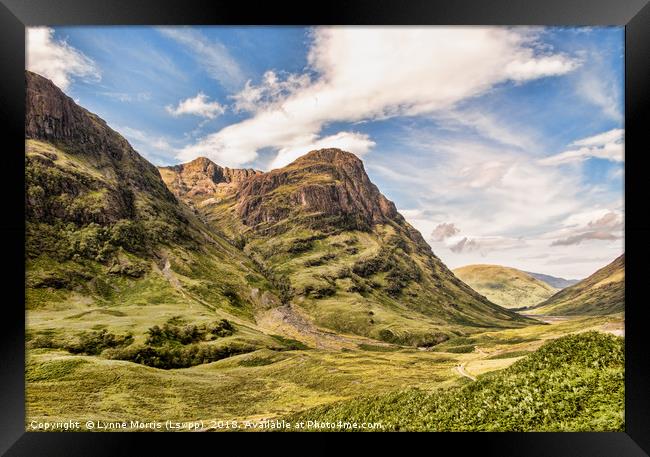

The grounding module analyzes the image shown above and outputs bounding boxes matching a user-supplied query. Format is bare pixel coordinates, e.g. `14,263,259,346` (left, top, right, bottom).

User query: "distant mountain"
525,255,624,316
524,272,580,289
452,265,558,309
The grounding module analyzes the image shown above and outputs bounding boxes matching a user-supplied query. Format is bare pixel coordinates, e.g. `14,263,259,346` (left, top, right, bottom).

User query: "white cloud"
26,27,100,91
230,70,311,114
447,235,527,255
113,125,177,165
178,27,579,168
101,91,151,103
269,131,375,169
540,128,624,165
575,50,622,121
158,27,244,90
433,109,537,151
547,209,623,247
166,92,226,119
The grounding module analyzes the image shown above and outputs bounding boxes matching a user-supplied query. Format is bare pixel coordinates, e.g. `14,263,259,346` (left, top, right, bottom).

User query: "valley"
24,70,625,432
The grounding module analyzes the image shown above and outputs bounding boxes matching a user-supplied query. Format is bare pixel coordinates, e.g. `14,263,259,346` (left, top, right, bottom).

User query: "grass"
25,313,623,430
283,332,624,432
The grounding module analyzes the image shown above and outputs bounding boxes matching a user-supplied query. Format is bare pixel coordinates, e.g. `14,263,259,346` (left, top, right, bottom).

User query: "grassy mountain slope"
526,255,624,316
161,152,536,346
453,264,558,309
25,71,304,364
284,331,624,431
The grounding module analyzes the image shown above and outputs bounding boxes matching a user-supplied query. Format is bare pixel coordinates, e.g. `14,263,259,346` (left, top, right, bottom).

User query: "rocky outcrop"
236,148,399,230
25,70,176,204
159,157,261,197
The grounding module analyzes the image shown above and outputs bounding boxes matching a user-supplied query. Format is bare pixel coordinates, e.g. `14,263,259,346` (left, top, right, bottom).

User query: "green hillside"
453,264,558,309
526,255,624,316
284,331,624,431
161,151,537,346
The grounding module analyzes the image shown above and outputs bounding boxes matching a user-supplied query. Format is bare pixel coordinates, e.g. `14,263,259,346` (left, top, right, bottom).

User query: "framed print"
0,0,649,455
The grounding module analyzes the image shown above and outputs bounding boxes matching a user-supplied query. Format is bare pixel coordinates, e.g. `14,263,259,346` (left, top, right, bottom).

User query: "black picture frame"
1,0,648,455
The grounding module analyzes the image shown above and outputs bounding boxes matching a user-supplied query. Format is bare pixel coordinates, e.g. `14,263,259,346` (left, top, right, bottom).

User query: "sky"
26,26,624,279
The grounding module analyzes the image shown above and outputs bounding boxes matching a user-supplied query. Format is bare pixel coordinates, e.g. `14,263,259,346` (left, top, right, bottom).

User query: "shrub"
108,341,256,369
271,335,310,350
66,329,133,355
145,319,235,346
288,239,314,254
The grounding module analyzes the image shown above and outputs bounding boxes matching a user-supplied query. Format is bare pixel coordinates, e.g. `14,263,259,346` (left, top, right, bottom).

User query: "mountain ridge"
525,254,624,316
524,271,580,289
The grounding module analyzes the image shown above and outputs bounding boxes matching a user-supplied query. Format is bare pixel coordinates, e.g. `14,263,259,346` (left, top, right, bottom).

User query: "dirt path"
455,363,477,381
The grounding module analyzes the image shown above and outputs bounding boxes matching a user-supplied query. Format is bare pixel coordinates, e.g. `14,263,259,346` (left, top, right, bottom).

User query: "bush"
304,253,336,267
287,239,314,254
145,319,235,346
270,335,310,350
109,341,256,369
66,329,133,355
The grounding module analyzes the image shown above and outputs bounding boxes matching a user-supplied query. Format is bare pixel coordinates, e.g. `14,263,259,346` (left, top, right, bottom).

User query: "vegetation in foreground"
284,332,624,431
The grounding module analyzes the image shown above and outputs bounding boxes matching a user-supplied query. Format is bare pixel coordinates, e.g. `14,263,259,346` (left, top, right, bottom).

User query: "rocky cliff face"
160,157,261,198
236,149,399,231
25,70,188,250
25,70,176,205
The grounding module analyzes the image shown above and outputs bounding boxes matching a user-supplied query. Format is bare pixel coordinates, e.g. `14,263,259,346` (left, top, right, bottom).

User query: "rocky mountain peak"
25,70,178,216
159,157,262,198
236,148,399,231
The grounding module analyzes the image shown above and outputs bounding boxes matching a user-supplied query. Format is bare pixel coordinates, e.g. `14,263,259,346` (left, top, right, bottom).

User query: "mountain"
25,70,288,356
161,150,536,345
452,265,558,309
158,157,261,198
25,70,534,363
525,255,624,316
524,272,580,289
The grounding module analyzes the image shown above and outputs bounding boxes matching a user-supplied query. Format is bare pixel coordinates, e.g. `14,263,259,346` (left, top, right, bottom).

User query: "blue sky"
26,26,624,278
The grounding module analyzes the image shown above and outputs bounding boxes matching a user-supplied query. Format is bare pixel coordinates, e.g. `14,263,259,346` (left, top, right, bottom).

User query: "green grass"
487,350,532,360
283,332,624,431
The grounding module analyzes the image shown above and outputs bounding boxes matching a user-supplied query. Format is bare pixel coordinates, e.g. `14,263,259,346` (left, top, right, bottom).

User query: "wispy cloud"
100,91,151,102
548,209,623,246
177,27,579,168
26,27,100,90
166,92,226,119
540,128,624,165
112,125,179,165
575,49,622,121
158,27,245,91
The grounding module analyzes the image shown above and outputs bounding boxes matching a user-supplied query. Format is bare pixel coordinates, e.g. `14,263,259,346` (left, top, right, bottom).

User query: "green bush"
65,329,133,355
145,319,235,346
270,335,310,350
109,341,256,369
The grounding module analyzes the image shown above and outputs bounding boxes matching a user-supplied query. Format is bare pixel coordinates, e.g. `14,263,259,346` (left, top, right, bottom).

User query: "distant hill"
453,265,558,309
525,255,624,316
524,272,580,289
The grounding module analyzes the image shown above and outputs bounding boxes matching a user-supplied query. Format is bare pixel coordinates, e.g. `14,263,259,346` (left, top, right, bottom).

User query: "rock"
236,148,399,230
159,157,262,197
